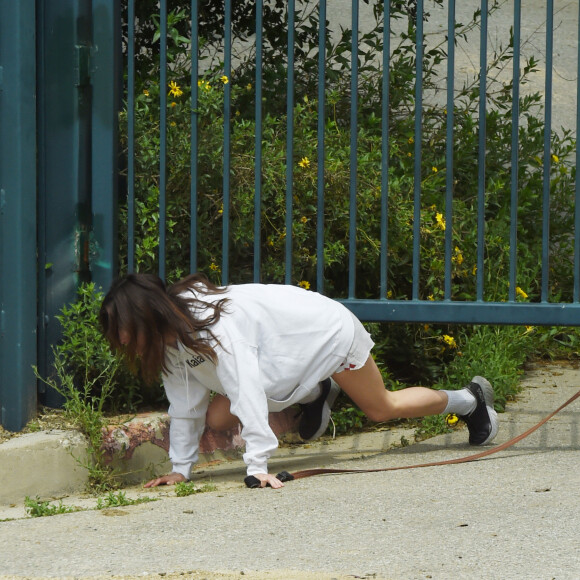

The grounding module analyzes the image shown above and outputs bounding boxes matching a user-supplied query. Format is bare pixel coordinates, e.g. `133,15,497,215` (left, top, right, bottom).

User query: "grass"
23,491,157,518
174,481,217,497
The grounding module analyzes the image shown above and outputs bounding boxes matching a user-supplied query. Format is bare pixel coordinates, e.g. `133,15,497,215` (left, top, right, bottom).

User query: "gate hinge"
74,44,92,87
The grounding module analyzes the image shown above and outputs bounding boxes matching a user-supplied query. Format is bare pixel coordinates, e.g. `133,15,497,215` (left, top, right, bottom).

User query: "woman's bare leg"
206,394,241,431
331,356,448,422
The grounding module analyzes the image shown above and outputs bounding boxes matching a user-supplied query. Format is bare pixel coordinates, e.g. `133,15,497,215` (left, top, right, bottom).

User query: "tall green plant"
34,351,119,492
54,283,158,412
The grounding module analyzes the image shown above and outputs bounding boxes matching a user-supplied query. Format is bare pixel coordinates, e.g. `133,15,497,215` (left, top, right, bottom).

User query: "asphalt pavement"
1,361,579,580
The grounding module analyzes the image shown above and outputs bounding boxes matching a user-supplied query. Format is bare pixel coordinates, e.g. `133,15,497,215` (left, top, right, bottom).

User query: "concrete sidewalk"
1,362,579,579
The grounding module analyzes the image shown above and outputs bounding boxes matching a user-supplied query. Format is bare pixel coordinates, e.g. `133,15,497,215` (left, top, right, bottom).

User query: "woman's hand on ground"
144,472,187,488
253,472,284,489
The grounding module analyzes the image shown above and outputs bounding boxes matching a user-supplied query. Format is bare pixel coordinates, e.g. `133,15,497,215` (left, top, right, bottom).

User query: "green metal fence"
120,0,580,325
1,0,580,431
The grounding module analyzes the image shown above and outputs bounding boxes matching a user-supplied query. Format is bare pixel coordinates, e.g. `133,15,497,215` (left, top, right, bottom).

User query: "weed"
24,496,78,518
174,481,217,497
95,491,155,509
414,414,453,441
33,353,119,493
329,402,368,435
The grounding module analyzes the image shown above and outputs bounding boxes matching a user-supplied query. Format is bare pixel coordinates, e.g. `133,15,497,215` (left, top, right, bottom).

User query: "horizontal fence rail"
119,0,580,325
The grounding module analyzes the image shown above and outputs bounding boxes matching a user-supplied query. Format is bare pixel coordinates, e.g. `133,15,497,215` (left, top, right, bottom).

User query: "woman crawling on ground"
100,273,499,489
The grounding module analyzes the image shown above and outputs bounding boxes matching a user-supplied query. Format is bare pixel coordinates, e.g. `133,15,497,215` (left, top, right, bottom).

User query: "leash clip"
244,470,295,488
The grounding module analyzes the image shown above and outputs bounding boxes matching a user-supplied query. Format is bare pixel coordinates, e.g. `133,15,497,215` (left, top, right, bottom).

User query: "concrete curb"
0,408,300,505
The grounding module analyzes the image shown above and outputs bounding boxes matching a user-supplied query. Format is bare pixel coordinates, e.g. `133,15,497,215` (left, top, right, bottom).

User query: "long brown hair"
99,273,228,384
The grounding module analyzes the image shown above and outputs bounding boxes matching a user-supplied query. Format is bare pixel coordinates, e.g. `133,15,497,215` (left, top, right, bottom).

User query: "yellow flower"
246,83,252,91
387,290,393,299
472,265,477,276
442,334,457,348
168,81,183,97
445,413,459,426
143,89,150,96
300,216,308,224
516,286,528,299
170,121,176,126
408,137,414,144
427,294,435,301
298,280,311,290
432,166,438,173
424,324,430,332
220,75,229,84
552,154,559,163
209,262,219,271
298,157,310,168
524,325,535,334
452,246,464,265
407,152,412,157
435,212,446,231
171,102,177,107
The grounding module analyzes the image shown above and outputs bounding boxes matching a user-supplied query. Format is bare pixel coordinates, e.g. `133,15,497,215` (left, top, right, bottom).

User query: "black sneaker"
298,378,341,441
460,376,499,445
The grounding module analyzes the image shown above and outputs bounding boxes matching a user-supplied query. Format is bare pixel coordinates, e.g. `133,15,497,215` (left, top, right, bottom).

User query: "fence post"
0,0,38,430
36,0,93,408
91,0,121,292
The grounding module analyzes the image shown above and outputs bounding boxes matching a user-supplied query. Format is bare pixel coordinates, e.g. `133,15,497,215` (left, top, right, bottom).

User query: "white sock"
442,388,476,416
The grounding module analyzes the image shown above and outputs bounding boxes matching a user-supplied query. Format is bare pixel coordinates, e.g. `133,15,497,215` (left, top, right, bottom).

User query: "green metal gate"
0,0,120,430
1,0,580,431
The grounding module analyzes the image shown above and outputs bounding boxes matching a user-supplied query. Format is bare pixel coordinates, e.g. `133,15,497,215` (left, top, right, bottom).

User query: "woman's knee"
206,395,240,431
362,395,399,423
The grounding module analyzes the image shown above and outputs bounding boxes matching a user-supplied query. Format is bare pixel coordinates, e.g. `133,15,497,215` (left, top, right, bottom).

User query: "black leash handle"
244,470,295,488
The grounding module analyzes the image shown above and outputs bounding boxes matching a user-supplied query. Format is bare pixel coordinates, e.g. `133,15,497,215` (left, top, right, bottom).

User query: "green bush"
54,283,160,412
120,2,576,303
113,1,579,416
47,2,579,428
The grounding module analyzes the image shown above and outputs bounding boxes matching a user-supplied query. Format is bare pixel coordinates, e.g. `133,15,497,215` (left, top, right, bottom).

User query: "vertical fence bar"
476,0,488,301
348,0,359,299
316,0,327,294
0,0,37,430
444,0,456,300
575,4,580,303
541,0,554,302
190,0,199,274
285,0,295,285
127,0,136,273
412,0,424,301
380,0,390,300
509,0,521,302
158,0,168,280
37,0,92,408
254,0,264,282
222,0,232,284
92,0,121,289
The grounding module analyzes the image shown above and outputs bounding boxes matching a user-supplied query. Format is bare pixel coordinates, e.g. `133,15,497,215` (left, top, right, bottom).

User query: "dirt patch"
0,407,77,445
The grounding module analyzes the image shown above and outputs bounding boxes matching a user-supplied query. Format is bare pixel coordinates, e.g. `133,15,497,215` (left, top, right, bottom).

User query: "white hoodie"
163,283,355,478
